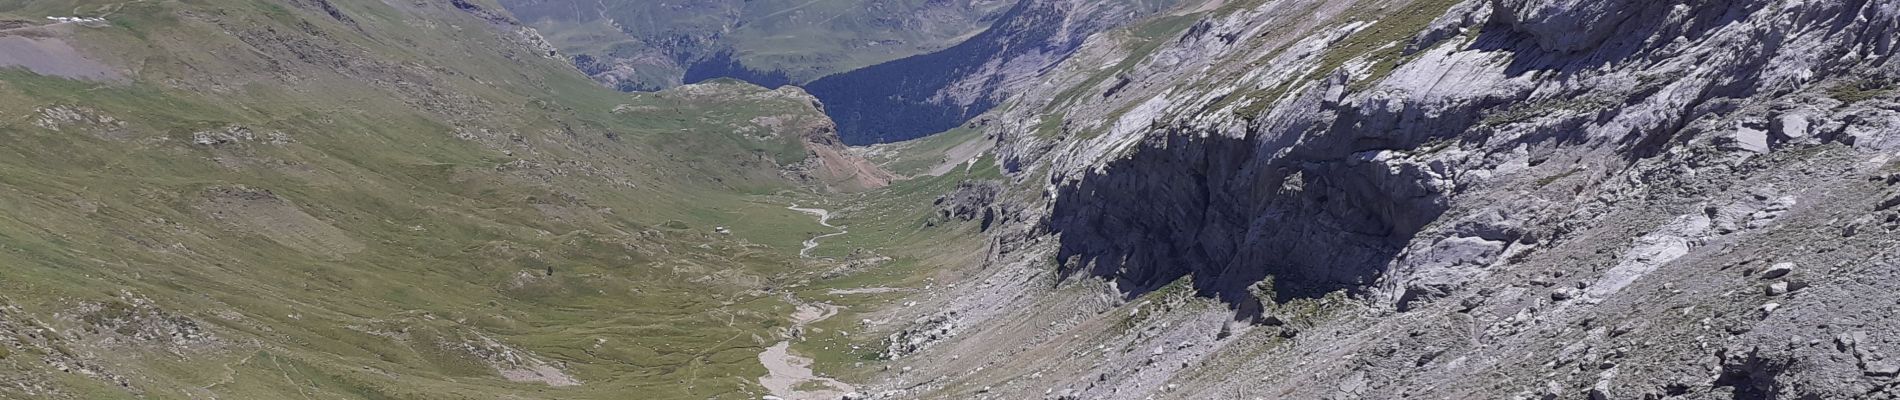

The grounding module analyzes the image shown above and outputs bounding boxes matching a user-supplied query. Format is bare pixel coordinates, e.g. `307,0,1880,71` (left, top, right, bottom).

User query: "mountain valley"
1,0,1898,399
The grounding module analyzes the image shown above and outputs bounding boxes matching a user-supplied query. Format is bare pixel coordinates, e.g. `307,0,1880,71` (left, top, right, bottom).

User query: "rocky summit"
1,0,1898,399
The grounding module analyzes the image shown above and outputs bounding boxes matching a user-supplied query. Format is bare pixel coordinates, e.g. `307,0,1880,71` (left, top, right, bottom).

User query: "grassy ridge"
0,0,861,398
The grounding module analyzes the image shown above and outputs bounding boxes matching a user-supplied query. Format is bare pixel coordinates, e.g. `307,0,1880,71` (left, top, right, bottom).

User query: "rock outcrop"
806,0,1182,144
866,0,1900,398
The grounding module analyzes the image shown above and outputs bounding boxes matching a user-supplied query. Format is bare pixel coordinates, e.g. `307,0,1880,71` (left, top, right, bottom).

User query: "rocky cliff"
504,0,1180,145
863,0,1900,398
807,0,1180,144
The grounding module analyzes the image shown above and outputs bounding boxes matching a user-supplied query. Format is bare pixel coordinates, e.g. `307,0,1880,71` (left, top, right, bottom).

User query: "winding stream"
754,204,858,399
787,203,846,258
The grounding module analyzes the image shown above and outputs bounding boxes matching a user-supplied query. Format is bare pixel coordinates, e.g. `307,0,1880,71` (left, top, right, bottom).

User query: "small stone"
1864,361,1899,377
1760,303,1781,315
1837,332,1863,352
1337,372,1369,395
1761,262,1795,279
1766,282,1789,296
1610,322,1637,337
1458,296,1484,312
1055,389,1082,400
1726,124,1770,153
1589,383,1613,400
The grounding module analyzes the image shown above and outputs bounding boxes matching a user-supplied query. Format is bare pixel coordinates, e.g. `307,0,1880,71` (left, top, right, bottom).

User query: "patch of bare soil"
758,299,854,400
197,186,364,259
0,25,123,82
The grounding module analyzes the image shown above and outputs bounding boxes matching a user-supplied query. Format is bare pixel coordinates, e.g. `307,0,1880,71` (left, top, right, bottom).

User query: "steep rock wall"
806,0,1179,144
1040,0,1900,314
866,0,1900,398
1049,92,1454,311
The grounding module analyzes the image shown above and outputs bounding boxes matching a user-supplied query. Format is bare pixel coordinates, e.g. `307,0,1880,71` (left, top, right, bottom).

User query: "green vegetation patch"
0,0,876,397
1828,78,1894,105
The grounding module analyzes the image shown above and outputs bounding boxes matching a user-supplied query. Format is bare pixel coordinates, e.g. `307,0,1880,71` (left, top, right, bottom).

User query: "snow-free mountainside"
2,0,1899,399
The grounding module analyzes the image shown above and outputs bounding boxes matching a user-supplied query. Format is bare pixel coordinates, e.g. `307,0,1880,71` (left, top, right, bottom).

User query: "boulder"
1765,282,1788,296
1760,263,1795,280
1866,361,1900,377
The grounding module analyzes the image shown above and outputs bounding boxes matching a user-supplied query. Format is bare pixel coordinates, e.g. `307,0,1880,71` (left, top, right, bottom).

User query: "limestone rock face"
935,180,1005,229
866,0,1900,399
808,0,1182,144
1487,0,1656,53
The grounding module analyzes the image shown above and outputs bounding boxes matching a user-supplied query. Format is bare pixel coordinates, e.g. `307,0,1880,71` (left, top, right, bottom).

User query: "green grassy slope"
0,0,862,398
